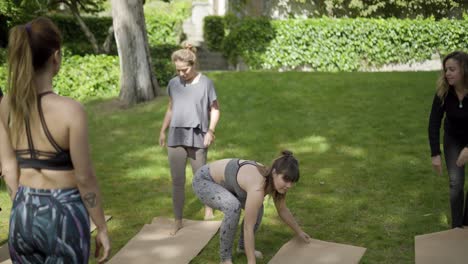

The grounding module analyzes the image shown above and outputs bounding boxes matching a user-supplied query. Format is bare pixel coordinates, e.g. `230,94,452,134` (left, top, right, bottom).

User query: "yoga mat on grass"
268,237,366,264
108,217,221,264
415,228,468,264
0,244,11,264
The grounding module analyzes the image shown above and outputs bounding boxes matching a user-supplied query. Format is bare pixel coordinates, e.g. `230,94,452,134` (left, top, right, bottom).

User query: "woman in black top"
1,17,110,262
428,51,468,228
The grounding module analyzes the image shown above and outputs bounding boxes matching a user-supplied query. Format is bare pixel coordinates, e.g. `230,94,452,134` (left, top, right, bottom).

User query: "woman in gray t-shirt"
159,44,220,235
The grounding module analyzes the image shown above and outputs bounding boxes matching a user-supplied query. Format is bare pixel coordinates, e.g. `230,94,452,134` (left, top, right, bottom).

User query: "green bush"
0,53,118,100
49,15,113,44
203,16,225,51
150,44,179,87
205,16,468,71
146,13,184,46
53,53,119,100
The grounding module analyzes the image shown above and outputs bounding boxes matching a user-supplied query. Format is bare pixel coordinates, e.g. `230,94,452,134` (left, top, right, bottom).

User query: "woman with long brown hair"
192,150,311,264
0,17,110,263
428,51,468,228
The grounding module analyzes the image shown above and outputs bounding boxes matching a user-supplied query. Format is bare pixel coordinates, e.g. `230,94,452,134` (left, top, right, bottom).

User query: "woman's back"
1,92,81,189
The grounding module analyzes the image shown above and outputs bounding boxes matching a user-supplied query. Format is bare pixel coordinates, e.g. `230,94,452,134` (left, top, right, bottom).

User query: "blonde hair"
436,51,468,103
6,17,61,146
171,41,197,66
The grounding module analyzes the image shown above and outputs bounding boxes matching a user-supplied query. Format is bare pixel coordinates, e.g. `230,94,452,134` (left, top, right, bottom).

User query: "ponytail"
6,17,61,146
7,25,37,146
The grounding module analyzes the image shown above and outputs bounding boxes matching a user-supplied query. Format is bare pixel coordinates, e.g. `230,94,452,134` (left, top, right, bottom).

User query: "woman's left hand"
456,147,468,167
203,130,215,147
298,231,312,243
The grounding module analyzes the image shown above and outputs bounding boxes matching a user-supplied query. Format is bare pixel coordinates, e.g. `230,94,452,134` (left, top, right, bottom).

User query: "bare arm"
243,184,264,263
69,102,110,262
274,197,311,242
0,97,18,200
204,100,220,147
0,121,18,200
159,98,172,147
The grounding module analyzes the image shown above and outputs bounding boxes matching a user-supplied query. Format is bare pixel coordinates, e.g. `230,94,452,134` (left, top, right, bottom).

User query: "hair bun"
182,41,197,53
281,150,293,157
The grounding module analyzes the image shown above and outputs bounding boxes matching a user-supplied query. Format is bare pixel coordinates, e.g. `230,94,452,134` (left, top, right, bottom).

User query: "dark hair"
437,51,468,101
257,150,300,201
7,17,61,146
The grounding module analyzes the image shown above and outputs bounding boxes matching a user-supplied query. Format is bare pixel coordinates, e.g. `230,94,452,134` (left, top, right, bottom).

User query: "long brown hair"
6,17,61,146
436,51,468,102
256,150,300,201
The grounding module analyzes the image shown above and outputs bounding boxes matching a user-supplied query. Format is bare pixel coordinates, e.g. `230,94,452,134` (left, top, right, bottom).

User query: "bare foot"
204,206,214,220
237,247,263,259
170,219,183,236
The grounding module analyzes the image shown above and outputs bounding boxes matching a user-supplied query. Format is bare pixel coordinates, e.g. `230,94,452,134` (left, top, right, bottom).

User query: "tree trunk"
111,0,160,106
68,3,101,54
102,25,114,54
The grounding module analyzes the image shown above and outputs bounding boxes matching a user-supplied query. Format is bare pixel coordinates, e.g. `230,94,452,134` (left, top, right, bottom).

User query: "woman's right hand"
95,228,111,263
159,131,166,147
431,155,442,176
298,231,312,243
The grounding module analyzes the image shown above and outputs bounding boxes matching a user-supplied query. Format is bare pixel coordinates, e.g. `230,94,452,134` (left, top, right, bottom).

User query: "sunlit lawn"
0,71,453,263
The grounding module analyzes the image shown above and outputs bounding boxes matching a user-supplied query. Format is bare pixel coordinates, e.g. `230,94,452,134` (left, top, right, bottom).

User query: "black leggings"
443,133,468,228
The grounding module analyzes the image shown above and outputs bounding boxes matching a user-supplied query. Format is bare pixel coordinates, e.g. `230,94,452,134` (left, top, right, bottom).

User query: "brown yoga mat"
268,237,367,264
415,228,468,264
108,217,221,264
0,214,112,263
0,244,11,264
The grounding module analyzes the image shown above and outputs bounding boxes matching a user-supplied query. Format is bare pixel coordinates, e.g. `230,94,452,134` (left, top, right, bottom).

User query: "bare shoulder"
48,94,86,119
238,163,265,192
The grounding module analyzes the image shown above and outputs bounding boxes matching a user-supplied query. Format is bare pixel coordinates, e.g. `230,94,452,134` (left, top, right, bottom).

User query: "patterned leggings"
192,164,263,261
8,186,90,264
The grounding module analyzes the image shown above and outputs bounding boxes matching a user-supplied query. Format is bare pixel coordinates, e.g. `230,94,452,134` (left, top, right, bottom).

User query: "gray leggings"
168,146,207,220
192,164,264,261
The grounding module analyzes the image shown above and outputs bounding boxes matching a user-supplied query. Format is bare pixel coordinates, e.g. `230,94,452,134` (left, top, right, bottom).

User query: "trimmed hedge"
203,16,225,51
0,53,120,100
204,16,468,71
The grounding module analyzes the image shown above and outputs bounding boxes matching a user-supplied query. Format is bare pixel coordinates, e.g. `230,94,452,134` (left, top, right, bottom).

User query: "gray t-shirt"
167,74,217,148
168,74,217,132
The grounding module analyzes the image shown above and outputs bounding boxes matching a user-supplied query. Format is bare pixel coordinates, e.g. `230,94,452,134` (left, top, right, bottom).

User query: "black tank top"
15,91,74,170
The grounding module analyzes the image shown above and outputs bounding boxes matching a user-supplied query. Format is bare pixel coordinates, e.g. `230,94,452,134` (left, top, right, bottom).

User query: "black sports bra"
15,91,74,170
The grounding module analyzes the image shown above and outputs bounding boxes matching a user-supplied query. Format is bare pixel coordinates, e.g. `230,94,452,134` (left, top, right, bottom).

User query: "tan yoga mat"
0,244,11,264
268,237,367,264
415,228,468,264
90,215,113,232
108,217,221,264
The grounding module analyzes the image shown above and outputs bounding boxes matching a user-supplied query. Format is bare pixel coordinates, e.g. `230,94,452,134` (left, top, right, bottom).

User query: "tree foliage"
291,0,467,19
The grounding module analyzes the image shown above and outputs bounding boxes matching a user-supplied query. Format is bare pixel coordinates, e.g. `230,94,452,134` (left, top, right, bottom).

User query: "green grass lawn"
0,71,453,263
